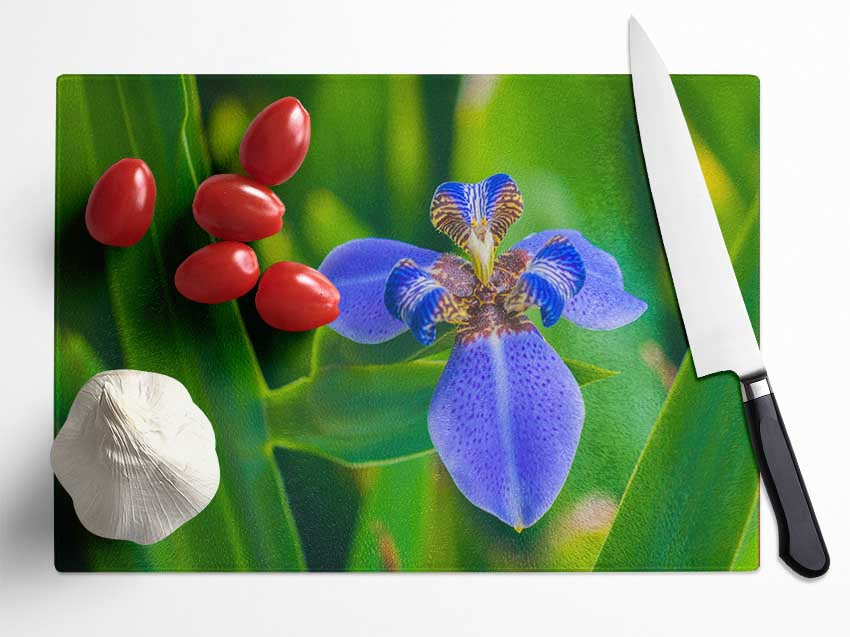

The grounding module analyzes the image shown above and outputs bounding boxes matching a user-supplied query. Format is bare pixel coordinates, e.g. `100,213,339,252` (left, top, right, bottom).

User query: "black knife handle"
741,375,829,578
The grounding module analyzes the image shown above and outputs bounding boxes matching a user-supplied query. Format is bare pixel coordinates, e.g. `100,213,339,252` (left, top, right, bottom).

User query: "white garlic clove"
51,370,220,545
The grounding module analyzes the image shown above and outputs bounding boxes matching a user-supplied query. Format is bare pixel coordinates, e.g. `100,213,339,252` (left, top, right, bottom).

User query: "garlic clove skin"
51,370,220,545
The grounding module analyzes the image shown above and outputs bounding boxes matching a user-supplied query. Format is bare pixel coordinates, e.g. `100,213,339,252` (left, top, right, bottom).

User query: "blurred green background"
55,74,760,571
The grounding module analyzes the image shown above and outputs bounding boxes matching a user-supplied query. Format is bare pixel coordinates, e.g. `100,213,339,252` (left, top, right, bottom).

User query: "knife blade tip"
628,16,643,39
628,17,651,63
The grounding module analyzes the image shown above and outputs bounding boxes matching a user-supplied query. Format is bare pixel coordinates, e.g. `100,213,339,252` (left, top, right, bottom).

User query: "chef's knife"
629,18,829,577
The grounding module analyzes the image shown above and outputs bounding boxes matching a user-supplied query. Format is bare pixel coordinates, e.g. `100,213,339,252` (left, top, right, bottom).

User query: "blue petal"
384,259,467,346
510,229,647,330
430,174,523,250
428,326,584,530
319,239,441,344
505,236,586,327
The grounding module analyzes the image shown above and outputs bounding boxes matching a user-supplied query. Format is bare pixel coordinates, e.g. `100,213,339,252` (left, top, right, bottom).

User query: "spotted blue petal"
384,259,468,346
505,236,586,327
319,239,442,344
428,326,584,530
510,229,647,330
430,173,523,251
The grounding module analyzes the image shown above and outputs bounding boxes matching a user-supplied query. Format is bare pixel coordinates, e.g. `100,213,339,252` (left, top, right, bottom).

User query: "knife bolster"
741,375,771,402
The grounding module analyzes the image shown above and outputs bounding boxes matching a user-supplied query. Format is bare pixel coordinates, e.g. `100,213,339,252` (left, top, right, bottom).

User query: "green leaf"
730,489,760,571
266,338,618,468
266,319,616,469
273,449,362,571
347,456,470,571
592,353,759,570
563,357,620,387
265,360,443,467
55,75,304,571
593,210,760,571
310,324,455,370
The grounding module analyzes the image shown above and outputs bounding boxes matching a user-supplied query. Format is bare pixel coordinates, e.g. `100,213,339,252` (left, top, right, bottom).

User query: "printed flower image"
320,174,647,529
56,74,761,572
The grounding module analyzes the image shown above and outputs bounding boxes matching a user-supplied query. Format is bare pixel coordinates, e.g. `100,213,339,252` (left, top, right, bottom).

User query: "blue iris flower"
319,174,647,530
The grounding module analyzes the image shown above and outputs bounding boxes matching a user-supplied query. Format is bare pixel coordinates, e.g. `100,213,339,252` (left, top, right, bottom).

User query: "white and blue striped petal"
510,229,647,330
430,174,523,283
385,259,468,346
505,236,586,327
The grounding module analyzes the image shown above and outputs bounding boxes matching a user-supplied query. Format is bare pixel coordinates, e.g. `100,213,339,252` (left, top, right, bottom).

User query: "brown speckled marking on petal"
439,248,540,345
490,249,532,292
456,301,535,345
430,254,477,297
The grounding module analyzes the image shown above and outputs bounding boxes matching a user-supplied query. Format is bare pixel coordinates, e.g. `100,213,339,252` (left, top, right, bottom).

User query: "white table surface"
1,0,847,634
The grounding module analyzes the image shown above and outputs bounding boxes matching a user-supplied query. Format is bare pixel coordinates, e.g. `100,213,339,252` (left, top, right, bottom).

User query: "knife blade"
629,17,829,577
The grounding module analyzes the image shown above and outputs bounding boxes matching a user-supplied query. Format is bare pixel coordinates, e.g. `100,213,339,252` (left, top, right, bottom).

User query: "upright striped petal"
428,325,584,530
504,236,586,327
430,174,524,283
385,259,469,345
510,229,647,330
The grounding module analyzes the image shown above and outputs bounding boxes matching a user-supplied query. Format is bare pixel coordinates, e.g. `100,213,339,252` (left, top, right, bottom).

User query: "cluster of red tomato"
84,97,340,332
